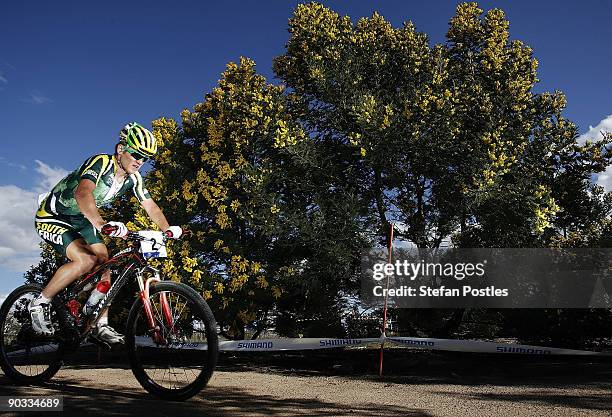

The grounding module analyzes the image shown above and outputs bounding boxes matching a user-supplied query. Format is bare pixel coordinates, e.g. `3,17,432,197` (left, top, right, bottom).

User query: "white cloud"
0,247,16,257
0,73,6,84
0,185,41,271
0,156,26,171
596,166,612,192
0,160,68,273
2,255,43,273
578,115,612,144
577,115,612,192
21,90,53,104
34,160,68,193
0,293,6,307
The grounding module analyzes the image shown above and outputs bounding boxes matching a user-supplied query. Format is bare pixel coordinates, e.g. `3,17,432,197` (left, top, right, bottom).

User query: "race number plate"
138,230,168,259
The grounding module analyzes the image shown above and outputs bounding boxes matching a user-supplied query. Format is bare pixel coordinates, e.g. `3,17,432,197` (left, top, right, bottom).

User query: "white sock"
33,294,52,306
98,316,109,326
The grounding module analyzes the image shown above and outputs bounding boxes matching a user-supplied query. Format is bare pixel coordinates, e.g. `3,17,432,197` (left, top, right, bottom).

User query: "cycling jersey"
39,154,150,216
34,154,151,256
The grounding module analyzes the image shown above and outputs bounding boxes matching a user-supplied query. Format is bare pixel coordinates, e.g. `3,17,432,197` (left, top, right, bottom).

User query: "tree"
274,2,612,337
25,2,611,344
24,243,64,287
137,58,368,338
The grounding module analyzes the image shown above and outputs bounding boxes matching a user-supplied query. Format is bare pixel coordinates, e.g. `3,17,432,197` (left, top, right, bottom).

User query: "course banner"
134,336,380,351
361,248,612,308
133,336,611,356
220,337,382,351
386,337,611,356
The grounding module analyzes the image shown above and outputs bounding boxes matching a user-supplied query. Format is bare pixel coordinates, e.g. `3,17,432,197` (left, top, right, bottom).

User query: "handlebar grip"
101,224,119,236
163,228,191,239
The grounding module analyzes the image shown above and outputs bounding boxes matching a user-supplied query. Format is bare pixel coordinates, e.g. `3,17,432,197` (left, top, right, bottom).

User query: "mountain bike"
0,227,218,401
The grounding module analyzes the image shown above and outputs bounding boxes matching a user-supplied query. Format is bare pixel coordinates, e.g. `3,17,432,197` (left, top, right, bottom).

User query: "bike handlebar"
100,224,120,236
100,225,191,240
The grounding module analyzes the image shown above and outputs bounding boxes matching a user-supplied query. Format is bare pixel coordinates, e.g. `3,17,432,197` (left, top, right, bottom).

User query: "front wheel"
0,285,63,384
126,281,218,401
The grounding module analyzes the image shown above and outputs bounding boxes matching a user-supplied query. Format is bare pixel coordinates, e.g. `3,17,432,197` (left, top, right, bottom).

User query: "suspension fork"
136,267,176,344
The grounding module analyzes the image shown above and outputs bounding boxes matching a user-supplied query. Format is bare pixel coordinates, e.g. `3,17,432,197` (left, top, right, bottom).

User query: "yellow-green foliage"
145,58,304,331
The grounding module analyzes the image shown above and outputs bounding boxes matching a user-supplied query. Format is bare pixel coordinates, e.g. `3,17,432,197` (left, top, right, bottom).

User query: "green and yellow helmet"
119,122,158,157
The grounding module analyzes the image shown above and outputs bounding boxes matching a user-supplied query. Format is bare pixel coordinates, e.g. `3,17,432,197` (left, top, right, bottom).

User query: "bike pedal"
88,336,112,351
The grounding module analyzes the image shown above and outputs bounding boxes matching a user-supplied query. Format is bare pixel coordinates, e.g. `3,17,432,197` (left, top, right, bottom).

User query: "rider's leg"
30,239,97,335
40,239,98,299
87,243,110,322
87,243,124,344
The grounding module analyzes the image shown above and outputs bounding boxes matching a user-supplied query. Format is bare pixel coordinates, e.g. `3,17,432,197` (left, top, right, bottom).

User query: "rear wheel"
0,285,63,384
126,281,218,400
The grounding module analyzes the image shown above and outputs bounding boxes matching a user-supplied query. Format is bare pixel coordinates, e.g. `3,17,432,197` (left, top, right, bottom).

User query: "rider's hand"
165,226,183,239
101,221,128,238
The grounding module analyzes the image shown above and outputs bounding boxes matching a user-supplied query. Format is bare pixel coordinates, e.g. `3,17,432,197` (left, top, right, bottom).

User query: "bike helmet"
119,122,158,157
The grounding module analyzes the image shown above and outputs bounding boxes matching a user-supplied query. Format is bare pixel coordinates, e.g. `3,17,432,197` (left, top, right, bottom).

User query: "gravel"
1,363,610,417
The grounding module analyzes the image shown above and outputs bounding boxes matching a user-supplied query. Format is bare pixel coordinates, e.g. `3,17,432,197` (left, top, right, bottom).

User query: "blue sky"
0,0,611,299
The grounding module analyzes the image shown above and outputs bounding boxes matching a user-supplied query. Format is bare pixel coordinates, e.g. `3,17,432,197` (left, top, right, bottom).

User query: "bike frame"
61,237,175,345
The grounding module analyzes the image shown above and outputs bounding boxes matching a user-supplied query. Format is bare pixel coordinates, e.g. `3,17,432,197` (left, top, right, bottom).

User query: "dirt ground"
0,349,610,416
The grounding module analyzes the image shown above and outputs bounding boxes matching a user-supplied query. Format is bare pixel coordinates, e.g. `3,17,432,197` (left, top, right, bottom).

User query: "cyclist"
29,122,182,345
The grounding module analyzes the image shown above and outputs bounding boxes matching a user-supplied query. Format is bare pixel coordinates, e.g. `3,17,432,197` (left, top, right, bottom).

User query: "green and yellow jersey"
38,153,150,217
34,154,151,255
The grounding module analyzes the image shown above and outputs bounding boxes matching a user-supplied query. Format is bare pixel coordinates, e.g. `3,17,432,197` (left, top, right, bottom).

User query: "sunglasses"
124,148,150,162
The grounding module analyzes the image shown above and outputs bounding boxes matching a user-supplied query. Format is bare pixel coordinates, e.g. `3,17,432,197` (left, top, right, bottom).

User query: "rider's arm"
75,179,106,230
141,198,171,232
